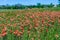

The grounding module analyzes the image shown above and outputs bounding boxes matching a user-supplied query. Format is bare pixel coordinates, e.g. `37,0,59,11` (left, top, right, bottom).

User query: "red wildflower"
1,32,7,37
13,30,19,35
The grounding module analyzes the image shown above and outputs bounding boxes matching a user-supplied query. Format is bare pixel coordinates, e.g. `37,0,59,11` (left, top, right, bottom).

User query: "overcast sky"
0,0,58,5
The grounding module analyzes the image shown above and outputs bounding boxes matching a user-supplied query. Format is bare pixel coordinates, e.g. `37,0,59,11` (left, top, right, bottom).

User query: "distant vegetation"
0,0,60,9
0,3,55,9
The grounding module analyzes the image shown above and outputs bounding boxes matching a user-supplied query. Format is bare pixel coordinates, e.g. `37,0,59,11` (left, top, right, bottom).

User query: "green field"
0,8,60,40
0,7,60,12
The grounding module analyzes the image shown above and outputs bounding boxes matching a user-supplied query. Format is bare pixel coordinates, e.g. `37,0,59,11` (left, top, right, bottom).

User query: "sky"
0,0,58,5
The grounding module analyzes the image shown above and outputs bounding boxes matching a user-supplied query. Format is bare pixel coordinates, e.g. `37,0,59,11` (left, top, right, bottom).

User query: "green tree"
37,3,41,8
58,0,60,5
47,3,54,8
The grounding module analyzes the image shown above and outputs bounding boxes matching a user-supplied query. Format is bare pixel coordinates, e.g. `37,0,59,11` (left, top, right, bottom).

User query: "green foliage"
0,3,55,9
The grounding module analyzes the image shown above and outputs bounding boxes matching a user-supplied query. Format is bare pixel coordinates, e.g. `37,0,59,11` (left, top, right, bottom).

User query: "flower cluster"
0,10,60,40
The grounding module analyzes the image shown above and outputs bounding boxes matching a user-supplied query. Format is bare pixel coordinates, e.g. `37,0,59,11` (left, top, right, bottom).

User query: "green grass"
0,7,60,12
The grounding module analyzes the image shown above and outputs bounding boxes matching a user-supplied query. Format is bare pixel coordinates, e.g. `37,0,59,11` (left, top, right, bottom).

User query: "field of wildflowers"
0,9,60,40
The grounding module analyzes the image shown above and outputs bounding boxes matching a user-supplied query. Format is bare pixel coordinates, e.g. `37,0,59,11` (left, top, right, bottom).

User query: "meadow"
0,8,60,40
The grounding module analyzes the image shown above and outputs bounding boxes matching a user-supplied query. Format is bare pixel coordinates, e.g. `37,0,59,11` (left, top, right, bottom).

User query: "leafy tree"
48,3,54,8
37,3,41,8
58,0,60,5
57,0,60,7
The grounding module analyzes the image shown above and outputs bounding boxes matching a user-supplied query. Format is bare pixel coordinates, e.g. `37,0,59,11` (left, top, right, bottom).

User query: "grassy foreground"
0,9,60,40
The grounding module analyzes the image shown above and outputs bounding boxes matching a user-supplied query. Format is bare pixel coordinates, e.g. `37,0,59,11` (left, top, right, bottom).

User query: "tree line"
0,0,60,9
